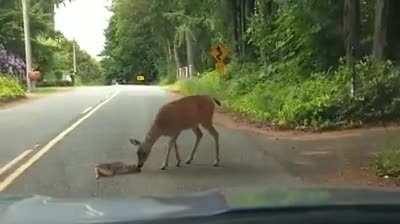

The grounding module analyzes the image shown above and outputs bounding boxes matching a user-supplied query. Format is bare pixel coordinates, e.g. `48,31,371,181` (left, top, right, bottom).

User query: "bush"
54,70,63,80
176,71,225,97
335,58,400,122
174,57,400,130
276,78,339,128
159,76,175,85
0,75,25,101
372,146,400,178
158,62,177,85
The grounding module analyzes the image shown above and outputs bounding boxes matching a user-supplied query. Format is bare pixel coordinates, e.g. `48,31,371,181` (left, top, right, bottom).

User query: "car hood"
1,188,400,224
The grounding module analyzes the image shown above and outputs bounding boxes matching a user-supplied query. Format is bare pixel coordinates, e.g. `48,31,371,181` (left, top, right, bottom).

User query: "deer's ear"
129,138,141,146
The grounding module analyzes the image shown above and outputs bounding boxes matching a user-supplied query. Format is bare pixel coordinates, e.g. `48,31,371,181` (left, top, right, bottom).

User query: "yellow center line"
0,150,33,177
0,89,120,192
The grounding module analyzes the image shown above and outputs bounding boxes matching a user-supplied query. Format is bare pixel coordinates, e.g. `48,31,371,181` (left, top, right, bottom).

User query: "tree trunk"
343,0,360,97
185,28,196,77
50,2,56,30
245,0,256,57
240,0,246,57
232,0,240,55
372,0,390,60
387,0,400,60
247,0,256,16
343,0,360,62
173,41,181,79
166,39,172,63
266,0,273,16
165,39,172,77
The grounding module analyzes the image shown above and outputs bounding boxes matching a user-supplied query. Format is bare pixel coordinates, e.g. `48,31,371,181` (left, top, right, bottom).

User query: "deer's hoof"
185,159,192,165
176,161,181,167
160,166,167,170
213,161,220,167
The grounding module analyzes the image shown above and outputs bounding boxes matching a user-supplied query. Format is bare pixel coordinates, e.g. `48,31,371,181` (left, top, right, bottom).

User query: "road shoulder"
167,91,400,189
0,87,75,110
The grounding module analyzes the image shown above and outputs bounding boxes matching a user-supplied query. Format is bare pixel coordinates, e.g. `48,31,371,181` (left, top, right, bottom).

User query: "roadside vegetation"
0,75,25,101
0,0,104,89
373,145,400,180
102,0,400,130
176,58,400,130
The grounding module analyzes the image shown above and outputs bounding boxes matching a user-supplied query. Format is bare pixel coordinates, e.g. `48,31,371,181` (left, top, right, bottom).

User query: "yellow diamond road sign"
210,43,229,62
209,43,229,75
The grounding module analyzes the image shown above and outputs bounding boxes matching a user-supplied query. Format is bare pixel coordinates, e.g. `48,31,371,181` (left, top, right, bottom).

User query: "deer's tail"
213,97,221,106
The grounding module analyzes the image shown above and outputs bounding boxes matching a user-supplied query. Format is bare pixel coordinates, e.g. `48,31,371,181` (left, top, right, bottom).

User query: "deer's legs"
161,134,179,170
186,126,203,164
203,125,220,166
174,142,181,167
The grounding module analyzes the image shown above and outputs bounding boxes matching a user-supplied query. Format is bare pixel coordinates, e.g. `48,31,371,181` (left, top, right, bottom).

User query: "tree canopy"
102,0,400,128
0,0,103,84
102,0,400,84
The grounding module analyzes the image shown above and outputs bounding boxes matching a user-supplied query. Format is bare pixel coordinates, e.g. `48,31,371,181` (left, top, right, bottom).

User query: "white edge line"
0,150,33,177
81,106,93,115
0,90,120,192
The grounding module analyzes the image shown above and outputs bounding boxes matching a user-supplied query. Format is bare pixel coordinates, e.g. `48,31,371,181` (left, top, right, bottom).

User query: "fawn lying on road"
95,162,140,179
130,95,221,170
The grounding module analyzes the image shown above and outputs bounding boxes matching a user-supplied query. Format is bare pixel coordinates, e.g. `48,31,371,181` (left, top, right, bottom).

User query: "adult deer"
130,95,221,170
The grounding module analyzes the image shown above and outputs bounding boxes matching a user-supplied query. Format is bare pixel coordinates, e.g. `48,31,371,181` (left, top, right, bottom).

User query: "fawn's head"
129,138,150,168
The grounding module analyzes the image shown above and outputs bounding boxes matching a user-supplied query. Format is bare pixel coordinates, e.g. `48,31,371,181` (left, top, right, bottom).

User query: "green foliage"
176,57,400,130
373,146,400,178
37,80,73,87
0,1,102,86
176,71,224,97
101,0,238,83
0,75,25,100
41,34,104,85
101,0,164,83
103,0,400,130
157,60,177,85
75,50,103,84
331,58,400,122
249,0,343,76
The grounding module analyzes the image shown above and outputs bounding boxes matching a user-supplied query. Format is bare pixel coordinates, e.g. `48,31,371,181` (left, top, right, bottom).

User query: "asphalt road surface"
2,85,400,198
2,86,303,198
0,87,116,166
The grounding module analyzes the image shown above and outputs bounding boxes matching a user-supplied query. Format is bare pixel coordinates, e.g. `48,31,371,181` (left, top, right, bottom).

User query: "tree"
386,0,400,61
102,0,163,82
231,0,255,58
343,0,360,96
0,0,73,75
372,0,390,59
343,0,360,62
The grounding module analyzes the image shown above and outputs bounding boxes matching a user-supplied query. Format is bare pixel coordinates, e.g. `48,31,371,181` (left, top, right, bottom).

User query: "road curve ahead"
3,85,302,198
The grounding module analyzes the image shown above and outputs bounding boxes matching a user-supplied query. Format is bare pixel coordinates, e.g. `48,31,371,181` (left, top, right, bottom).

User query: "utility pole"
21,0,32,92
72,40,77,85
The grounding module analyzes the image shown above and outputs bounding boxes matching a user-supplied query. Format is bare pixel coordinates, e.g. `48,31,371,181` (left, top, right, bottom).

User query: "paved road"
0,87,117,166
2,85,302,198
3,85,400,198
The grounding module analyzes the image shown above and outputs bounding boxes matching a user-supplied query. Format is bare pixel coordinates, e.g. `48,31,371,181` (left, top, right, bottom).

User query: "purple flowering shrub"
0,44,26,79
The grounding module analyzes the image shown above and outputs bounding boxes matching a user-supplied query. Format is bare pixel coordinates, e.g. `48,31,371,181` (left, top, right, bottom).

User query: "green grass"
173,71,339,129
0,75,25,101
173,58,400,130
372,146,400,179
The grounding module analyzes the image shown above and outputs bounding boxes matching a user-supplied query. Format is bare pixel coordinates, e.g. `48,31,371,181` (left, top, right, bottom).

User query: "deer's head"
129,138,150,168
